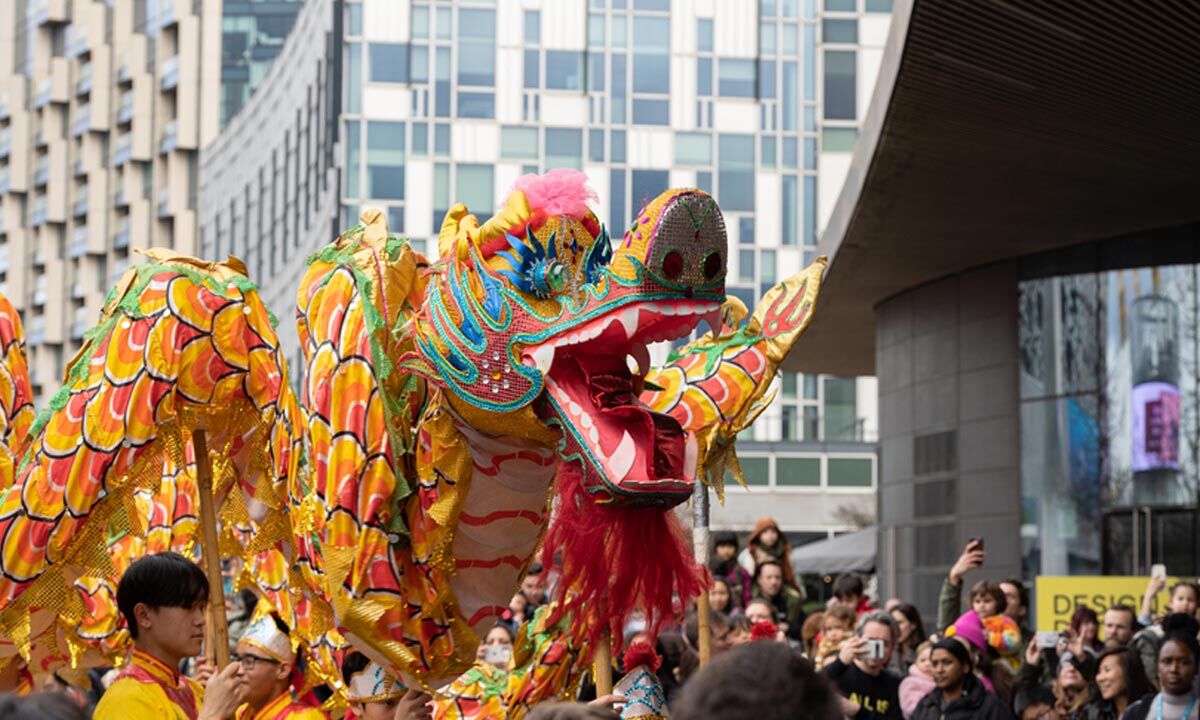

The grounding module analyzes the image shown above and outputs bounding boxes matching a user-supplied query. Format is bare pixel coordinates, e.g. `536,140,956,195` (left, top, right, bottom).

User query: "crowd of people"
3,525,1200,720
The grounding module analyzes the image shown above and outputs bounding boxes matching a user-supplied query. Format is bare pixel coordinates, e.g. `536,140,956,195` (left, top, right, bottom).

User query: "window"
866,0,893,11
739,217,755,246
632,17,669,93
456,164,494,214
367,122,405,200
435,123,450,154
738,249,755,283
759,60,776,99
828,458,873,488
781,61,797,130
717,135,755,212
412,122,428,155
346,4,362,35
546,51,584,90
387,206,404,233
823,377,857,441
822,127,858,152
761,249,777,285
697,58,712,97
783,137,798,169
761,136,777,167
457,92,494,119
803,374,818,400
803,176,816,246
610,170,626,235
524,10,540,43
545,128,583,170
635,0,670,10
500,126,538,160
611,130,626,162
588,129,605,162
823,19,857,43
631,170,669,214
782,374,798,397
589,13,605,46
760,22,777,54
697,19,713,52
823,50,856,120
718,59,755,97
675,132,711,165
411,45,428,83
778,457,820,486
824,0,856,10
782,175,797,245
344,121,360,198
436,7,451,39
369,43,409,83
588,54,605,91
524,49,539,89
782,24,798,54
412,5,428,39
458,10,496,86
346,43,361,113
738,457,769,486
632,99,669,125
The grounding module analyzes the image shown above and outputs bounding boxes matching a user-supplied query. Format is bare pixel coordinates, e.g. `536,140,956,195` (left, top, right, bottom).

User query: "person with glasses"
231,614,326,719
94,552,247,720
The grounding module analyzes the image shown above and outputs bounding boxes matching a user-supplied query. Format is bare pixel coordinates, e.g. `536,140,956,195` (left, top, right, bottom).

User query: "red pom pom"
751,620,779,642
622,640,662,673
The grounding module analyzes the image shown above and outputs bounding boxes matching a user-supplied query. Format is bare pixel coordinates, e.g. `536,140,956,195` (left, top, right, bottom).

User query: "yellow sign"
1035,576,1181,635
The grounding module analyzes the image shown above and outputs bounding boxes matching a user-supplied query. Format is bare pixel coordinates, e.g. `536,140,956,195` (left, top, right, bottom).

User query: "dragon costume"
0,171,826,714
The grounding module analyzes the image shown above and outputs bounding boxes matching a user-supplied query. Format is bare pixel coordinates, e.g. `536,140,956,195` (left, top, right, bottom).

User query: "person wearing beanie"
708,530,753,610
910,639,1013,720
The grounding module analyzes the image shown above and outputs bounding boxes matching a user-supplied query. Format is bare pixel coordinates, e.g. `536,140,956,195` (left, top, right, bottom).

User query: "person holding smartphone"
823,611,903,719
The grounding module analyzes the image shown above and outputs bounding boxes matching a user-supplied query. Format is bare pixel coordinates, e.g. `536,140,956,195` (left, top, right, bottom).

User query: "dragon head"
411,170,726,507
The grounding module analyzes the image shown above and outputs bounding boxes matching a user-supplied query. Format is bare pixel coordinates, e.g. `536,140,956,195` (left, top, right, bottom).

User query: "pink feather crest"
512,169,597,220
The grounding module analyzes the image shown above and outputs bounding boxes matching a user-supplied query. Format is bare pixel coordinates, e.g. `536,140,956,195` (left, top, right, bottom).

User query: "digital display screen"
1132,381,1181,472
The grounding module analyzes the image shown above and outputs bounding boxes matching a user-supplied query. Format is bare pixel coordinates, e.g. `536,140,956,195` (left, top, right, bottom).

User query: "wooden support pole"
193,429,230,669
593,634,613,697
692,481,712,665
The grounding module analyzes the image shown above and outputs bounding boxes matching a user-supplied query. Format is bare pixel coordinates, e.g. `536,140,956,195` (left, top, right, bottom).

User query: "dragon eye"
531,260,570,298
662,251,684,279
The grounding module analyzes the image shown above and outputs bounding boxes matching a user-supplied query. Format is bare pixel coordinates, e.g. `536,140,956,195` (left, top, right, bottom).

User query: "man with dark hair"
673,641,841,719
94,552,247,720
1103,605,1137,649
753,559,806,641
824,611,903,719
341,651,432,720
232,614,326,719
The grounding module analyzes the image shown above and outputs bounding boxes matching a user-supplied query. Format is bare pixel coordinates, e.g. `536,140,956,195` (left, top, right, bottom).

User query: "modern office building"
200,0,891,549
790,0,1200,620
220,0,304,128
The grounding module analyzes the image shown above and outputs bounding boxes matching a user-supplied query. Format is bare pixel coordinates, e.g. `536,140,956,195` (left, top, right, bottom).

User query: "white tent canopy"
789,527,876,575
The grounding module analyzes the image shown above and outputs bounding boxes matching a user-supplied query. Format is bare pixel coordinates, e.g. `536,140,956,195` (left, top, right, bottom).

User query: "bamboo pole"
193,429,230,669
692,481,712,665
593,634,613,697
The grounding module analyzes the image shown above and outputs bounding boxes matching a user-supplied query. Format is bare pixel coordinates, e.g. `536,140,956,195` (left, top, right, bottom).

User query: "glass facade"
1020,265,1200,579
221,0,304,128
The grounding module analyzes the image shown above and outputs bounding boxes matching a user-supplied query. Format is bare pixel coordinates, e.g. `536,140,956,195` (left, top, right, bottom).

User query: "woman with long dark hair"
889,602,927,674
1082,646,1152,719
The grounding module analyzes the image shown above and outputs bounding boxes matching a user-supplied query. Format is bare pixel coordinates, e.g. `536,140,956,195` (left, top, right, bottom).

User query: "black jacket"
910,675,1014,720
824,658,903,720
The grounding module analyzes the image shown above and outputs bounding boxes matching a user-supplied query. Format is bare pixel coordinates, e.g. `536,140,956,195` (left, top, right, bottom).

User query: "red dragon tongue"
540,463,709,653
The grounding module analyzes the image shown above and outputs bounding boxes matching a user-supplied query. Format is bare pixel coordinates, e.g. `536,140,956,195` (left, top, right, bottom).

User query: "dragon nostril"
663,251,684,279
703,252,722,280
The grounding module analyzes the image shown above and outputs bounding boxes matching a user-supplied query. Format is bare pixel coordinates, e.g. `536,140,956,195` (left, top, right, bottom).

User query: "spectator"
1019,687,1062,720
0,693,87,720
683,610,733,658
727,615,754,646
898,640,935,718
522,566,549,609
962,581,1022,671
890,603,928,674
478,624,515,670
1122,613,1200,720
709,530,754,609
938,540,985,633
709,576,735,615
835,574,875,618
910,638,1013,720
1086,646,1153,719
654,632,692,703
802,612,826,658
1052,651,1096,719
502,592,528,631
824,611,903,719
1067,606,1103,659
945,610,1016,705
1101,605,1136,649
1131,581,1199,685
1000,578,1034,647
815,605,858,668
753,559,806,642
673,641,841,720
745,598,775,626
739,517,799,590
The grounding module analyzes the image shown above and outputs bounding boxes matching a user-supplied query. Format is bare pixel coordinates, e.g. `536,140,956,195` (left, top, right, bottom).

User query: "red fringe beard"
540,464,709,654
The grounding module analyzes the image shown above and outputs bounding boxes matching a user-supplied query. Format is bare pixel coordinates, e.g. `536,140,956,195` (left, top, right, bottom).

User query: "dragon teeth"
610,431,636,481
530,344,556,373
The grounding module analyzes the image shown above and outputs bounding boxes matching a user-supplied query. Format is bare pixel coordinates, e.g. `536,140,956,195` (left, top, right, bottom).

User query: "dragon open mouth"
522,299,720,504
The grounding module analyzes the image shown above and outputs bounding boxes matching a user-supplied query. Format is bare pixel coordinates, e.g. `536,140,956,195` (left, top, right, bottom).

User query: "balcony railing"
34,131,47,148
159,119,178,154
113,217,130,249
117,65,131,84
34,160,49,187
31,246,44,267
157,189,170,218
112,133,132,166
72,193,88,217
160,56,180,91
33,78,51,109
76,64,92,96
71,281,83,299
117,90,134,124
70,226,88,257
73,159,85,177
71,104,91,137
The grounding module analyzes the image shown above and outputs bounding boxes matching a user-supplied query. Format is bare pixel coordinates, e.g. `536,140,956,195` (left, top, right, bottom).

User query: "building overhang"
786,0,1200,376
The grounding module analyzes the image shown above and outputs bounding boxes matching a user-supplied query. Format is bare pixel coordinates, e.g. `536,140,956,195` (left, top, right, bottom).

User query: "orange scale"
63,449,113,518
177,337,236,404
208,372,248,413
357,456,397,523
337,297,367,359
306,345,340,413
729,345,767,377
328,435,367,504
363,391,388,455
0,366,15,413
166,275,228,333
244,346,283,410
82,381,137,454
144,315,202,382
209,302,253,371
307,270,355,348
0,516,54,584
241,295,276,349
19,460,66,521
363,550,404,595
325,509,360,548
125,374,170,448
329,358,374,433
103,317,154,386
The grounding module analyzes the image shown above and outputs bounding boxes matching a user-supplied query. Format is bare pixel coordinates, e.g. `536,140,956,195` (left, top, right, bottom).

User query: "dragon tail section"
0,291,34,490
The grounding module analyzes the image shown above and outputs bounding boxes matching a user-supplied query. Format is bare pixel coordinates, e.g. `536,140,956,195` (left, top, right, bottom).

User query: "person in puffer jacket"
910,639,1014,720
898,641,935,718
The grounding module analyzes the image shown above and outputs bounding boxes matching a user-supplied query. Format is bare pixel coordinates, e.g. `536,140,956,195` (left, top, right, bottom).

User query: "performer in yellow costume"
343,650,432,720
233,614,326,720
93,553,247,720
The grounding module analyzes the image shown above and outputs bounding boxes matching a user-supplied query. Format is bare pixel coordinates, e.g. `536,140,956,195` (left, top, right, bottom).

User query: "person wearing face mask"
824,611,903,719
1082,646,1153,720
910,638,1013,720
1122,614,1200,720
